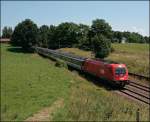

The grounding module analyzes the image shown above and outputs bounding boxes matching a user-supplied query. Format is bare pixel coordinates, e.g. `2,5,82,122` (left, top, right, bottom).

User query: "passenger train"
35,47,129,87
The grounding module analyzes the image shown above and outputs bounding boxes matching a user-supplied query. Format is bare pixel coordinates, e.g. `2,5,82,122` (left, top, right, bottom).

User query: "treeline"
2,19,149,58
1,27,13,38
2,19,149,46
10,19,113,58
112,31,149,43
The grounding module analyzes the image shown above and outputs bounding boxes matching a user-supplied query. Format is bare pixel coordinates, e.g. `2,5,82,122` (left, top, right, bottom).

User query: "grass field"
59,43,149,77
1,44,149,121
1,44,73,120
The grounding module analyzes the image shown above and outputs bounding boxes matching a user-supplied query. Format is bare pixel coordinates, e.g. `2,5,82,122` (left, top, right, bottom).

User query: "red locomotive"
82,58,129,87
35,47,129,87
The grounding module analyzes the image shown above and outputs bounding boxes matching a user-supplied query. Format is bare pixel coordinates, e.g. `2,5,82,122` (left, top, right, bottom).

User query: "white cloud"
131,26,148,36
112,24,149,36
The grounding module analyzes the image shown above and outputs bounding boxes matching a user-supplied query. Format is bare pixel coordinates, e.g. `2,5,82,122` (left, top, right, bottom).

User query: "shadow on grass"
67,66,123,91
7,47,34,54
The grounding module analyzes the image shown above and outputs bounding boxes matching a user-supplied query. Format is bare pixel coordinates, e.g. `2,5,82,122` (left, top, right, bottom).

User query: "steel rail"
129,80,150,89
124,87,150,100
128,83,150,92
122,80,150,105
119,90,150,105
129,72,149,81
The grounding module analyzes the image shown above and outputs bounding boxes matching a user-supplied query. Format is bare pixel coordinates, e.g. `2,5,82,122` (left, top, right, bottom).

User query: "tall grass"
53,78,149,121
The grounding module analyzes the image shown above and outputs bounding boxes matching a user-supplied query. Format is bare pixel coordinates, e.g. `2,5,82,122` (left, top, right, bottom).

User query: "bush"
92,34,111,59
11,19,38,51
111,47,115,52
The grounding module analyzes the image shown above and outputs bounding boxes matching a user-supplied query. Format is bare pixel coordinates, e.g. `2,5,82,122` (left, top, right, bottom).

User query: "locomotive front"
112,64,129,87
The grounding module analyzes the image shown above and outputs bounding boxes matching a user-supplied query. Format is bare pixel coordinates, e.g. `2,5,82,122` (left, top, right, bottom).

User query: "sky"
1,1,149,36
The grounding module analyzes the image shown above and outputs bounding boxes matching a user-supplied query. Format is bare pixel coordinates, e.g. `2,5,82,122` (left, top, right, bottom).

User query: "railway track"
119,81,150,105
128,72,149,81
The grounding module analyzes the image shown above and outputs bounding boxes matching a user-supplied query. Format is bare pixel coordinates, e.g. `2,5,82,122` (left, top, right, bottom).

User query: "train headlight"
120,77,124,80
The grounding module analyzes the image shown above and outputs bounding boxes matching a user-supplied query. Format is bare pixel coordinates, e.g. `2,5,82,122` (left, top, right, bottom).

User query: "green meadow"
1,44,149,121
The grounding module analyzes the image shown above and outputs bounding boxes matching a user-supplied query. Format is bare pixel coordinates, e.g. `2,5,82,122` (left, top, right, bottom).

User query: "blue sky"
1,1,149,36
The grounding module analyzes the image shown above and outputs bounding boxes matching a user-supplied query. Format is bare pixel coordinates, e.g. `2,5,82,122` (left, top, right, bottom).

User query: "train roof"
89,58,120,64
57,50,86,60
35,47,120,64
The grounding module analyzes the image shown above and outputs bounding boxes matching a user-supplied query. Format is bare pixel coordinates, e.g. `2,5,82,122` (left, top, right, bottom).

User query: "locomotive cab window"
115,68,126,75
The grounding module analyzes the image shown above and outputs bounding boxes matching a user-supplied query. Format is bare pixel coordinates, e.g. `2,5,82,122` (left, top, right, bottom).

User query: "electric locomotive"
82,59,129,87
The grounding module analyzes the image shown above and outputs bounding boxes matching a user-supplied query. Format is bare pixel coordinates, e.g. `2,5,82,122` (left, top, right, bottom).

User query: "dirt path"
25,98,64,121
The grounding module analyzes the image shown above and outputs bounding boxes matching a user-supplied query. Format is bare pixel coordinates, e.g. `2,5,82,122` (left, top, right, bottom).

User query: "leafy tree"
122,31,130,43
122,31,144,43
144,36,149,43
38,25,49,47
91,19,112,38
128,32,144,43
92,34,111,59
113,31,123,43
77,24,90,50
55,22,79,48
2,26,13,38
48,25,57,49
11,19,38,50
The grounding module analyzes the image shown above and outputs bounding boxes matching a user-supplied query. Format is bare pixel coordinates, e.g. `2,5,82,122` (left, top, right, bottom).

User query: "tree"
113,31,123,43
77,24,90,50
122,31,144,43
92,34,111,59
144,36,149,43
38,25,49,47
2,26,13,38
11,19,38,50
48,25,57,49
91,19,112,38
128,32,144,43
55,22,79,48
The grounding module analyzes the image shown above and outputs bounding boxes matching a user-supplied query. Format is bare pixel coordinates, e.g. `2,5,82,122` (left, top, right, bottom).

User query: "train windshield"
115,68,126,75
